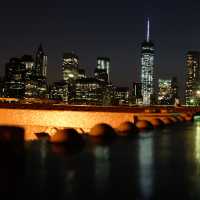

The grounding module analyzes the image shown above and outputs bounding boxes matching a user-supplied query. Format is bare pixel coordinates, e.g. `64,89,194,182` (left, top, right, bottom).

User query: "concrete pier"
0,104,197,140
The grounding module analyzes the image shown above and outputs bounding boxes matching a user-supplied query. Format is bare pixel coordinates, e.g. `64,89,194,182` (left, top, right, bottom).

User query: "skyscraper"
94,68,108,83
158,77,178,105
96,57,111,83
140,19,155,105
21,55,37,97
34,44,48,98
94,57,112,106
35,44,47,78
4,58,26,98
171,76,179,103
74,78,103,105
62,52,80,82
131,82,143,105
185,51,200,105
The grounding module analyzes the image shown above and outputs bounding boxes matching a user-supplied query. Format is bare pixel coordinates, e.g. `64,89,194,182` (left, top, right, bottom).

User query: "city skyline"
0,37,192,100
1,0,200,99
0,1,200,198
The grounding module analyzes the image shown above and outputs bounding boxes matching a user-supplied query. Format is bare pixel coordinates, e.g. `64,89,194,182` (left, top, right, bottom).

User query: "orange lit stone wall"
0,108,134,140
0,108,180,140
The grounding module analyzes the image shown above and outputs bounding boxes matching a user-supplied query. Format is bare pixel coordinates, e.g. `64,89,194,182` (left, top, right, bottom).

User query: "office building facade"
4,58,26,98
131,82,143,105
185,51,200,105
96,57,110,83
158,78,178,105
62,52,80,82
73,78,103,105
140,19,155,105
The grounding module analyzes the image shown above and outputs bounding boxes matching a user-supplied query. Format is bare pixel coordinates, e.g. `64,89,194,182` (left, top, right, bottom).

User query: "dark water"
2,122,200,199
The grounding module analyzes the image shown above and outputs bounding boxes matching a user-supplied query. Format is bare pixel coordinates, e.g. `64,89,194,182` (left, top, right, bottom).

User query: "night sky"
0,0,200,98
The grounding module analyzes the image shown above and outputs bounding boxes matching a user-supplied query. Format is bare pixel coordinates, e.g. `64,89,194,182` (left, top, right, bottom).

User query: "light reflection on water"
94,145,110,193
195,122,200,164
2,123,200,199
138,135,154,199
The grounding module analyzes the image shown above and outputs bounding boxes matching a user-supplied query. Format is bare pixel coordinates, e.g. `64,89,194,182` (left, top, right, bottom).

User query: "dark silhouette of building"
35,44,47,78
34,44,48,98
171,76,179,103
130,82,143,105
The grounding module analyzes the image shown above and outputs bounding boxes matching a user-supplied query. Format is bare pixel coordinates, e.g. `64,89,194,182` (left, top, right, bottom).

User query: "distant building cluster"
3,45,47,99
1,19,192,106
0,47,131,105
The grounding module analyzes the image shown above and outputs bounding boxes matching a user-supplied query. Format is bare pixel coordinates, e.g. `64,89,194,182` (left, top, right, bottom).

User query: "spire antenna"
147,18,150,42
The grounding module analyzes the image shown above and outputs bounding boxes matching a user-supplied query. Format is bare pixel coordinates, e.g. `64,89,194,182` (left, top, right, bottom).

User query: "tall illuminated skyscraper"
34,44,48,98
62,52,80,82
185,51,200,105
21,55,37,97
140,18,155,105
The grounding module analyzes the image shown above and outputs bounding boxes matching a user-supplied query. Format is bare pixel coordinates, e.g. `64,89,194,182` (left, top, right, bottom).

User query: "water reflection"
0,147,25,197
109,138,136,199
93,145,110,195
0,126,25,197
138,132,154,199
49,143,87,199
24,141,49,199
195,122,200,164
3,123,200,199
